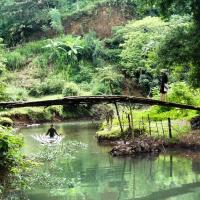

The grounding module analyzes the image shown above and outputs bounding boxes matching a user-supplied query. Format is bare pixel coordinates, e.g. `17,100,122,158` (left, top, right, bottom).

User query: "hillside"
27,2,135,41
0,0,200,125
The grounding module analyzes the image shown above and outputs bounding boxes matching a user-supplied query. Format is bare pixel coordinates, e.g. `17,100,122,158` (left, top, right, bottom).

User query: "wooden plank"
0,95,200,111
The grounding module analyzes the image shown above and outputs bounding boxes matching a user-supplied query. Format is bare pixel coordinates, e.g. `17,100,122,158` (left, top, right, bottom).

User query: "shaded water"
18,121,200,200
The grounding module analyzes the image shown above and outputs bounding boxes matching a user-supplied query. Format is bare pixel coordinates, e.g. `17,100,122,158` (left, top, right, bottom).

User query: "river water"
18,121,200,200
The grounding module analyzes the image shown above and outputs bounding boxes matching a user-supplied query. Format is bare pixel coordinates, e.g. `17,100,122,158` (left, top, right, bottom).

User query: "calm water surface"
19,121,200,200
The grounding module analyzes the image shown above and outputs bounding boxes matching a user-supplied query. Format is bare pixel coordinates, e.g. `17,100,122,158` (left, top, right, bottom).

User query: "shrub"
5,51,26,70
62,104,91,118
18,40,47,56
0,126,23,167
27,108,51,121
0,117,13,127
168,82,196,105
6,86,28,101
46,106,63,117
0,83,8,101
29,79,65,97
62,82,80,96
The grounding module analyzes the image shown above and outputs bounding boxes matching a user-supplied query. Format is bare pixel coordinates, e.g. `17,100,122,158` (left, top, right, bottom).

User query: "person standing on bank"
160,70,168,101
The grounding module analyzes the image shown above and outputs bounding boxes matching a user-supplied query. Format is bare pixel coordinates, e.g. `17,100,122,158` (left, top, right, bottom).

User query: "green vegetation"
1,0,200,191
0,0,136,46
0,126,23,168
98,82,200,140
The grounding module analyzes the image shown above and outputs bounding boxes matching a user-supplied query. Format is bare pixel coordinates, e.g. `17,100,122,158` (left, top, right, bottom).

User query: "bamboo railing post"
148,114,151,136
122,110,124,129
142,116,145,134
156,121,159,137
127,114,131,130
114,102,124,135
168,118,172,139
129,103,134,130
139,120,141,135
109,82,124,135
161,120,165,137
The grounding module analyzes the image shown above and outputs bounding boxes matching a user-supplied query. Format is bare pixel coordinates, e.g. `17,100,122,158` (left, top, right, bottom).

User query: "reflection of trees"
117,158,127,200
134,181,200,200
129,154,200,200
1,141,88,200
29,141,87,190
10,146,200,200
59,153,200,200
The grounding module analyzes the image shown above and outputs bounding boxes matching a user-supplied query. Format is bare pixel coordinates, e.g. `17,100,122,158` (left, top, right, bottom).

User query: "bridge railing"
105,117,191,139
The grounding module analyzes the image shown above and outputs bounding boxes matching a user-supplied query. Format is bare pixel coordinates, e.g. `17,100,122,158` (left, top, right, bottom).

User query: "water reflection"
7,122,200,200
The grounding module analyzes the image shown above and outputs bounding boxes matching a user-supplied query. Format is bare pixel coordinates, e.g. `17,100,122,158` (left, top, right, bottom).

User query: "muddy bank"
10,114,96,128
110,136,164,156
109,131,200,157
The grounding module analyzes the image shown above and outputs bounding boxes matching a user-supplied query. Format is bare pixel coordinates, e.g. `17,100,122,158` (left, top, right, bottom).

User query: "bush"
0,126,23,167
5,51,26,70
29,79,65,97
62,104,91,118
6,86,28,101
27,108,52,121
0,83,8,101
0,117,13,127
18,40,47,56
46,106,63,117
168,82,196,105
62,82,80,96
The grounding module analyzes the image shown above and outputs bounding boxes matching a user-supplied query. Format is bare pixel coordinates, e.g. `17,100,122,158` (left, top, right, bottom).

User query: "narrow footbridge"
0,95,200,111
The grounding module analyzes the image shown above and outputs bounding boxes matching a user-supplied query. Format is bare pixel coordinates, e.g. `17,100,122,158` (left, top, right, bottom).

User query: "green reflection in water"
17,122,200,200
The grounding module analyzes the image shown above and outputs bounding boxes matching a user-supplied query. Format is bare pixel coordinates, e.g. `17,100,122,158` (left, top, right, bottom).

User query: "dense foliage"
0,0,137,46
0,39,8,101
0,126,23,168
0,0,200,196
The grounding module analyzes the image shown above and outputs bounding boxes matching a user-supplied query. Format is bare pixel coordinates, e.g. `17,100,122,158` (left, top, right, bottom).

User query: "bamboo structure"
1,95,200,111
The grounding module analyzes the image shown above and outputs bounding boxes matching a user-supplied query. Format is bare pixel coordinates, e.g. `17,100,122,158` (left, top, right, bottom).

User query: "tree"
0,0,50,45
49,8,64,34
142,0,200,25
120,17,169,74
45,36,84,79
95,65,124,134
95,65,123,95
156,15,200,87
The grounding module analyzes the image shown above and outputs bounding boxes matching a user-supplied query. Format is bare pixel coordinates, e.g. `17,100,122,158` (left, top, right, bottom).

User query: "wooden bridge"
1,95,200,111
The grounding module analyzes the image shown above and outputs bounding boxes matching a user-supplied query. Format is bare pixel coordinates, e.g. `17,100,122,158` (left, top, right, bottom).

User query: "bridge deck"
0,95,200,111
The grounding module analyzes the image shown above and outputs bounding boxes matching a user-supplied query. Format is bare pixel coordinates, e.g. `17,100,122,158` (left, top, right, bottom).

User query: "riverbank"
0,105,99,128
96,112,200,156
109,130,200,157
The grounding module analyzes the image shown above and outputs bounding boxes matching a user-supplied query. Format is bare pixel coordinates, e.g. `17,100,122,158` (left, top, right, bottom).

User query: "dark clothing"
46,127,58,138
160,73,168,94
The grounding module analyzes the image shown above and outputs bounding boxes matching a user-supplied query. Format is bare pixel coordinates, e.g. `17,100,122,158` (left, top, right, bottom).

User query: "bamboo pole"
168,118,172,139
114,102,124,135
148,114,151,136
156,121,159,137
161,120,165,137
109,83,124,135
142,116,145,133
1,95,200,111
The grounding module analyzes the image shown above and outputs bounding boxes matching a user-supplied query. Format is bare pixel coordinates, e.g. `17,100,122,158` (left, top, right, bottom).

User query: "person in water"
46,124,59,138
